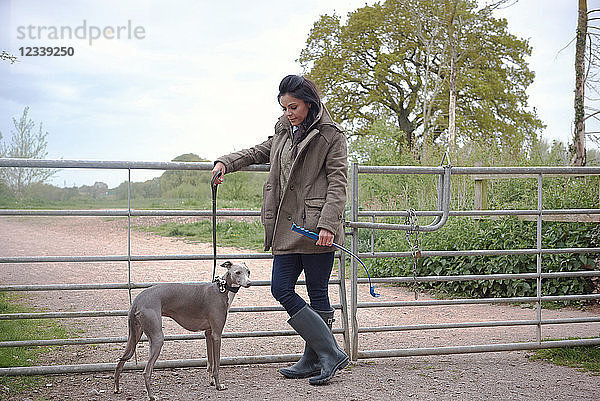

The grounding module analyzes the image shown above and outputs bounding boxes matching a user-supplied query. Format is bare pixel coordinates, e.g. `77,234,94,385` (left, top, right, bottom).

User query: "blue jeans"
271,252,335,317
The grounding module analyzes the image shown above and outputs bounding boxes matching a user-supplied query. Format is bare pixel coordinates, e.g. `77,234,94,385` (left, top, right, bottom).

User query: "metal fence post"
127,168,133,306
337,252,351,356
350,162,359,361
370,215,375,254
536,173,543,343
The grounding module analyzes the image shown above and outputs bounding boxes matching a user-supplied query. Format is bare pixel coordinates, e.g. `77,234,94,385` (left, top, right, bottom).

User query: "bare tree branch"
556,36,576,59
0,50,18,64
583,109,600,121
479,0,520,13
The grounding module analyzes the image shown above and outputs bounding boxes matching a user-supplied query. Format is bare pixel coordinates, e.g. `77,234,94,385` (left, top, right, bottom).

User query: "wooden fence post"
474,161,488,210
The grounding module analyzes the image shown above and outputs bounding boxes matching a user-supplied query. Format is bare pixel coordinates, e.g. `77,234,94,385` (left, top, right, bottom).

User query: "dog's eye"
235,271,240,275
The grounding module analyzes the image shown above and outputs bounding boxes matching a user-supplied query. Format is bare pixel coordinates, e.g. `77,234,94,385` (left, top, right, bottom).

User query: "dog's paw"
216,383,227,391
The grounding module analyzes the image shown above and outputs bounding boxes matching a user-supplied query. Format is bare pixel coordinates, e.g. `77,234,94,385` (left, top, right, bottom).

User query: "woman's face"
280,93,310,127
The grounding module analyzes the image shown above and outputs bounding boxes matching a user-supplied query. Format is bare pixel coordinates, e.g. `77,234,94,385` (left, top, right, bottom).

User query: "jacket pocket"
261,182,275,224
303,198,326,231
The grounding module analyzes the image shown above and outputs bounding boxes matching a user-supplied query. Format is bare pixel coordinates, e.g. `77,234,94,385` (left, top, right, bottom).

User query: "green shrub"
367,217,597,300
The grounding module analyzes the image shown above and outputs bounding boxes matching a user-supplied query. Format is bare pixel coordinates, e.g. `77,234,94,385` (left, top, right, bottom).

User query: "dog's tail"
121,309,142,361
114,308,142,392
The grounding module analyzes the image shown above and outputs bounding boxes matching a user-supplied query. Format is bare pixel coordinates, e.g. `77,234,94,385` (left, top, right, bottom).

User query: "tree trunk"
395,109,415,153
572,0,587,166
448,35,457,152
447,2,457,153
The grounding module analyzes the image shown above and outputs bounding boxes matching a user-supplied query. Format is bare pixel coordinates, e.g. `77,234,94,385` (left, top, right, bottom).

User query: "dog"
113,261,251,400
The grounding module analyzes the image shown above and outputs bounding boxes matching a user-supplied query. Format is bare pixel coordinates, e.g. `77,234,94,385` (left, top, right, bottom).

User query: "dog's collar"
213,277,240,294
226,284,240,293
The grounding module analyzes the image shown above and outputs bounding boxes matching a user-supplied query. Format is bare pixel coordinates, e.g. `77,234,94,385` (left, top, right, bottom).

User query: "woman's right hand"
211,162,226,185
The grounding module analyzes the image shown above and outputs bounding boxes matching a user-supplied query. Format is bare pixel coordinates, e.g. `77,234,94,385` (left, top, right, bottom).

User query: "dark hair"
277,75,321,131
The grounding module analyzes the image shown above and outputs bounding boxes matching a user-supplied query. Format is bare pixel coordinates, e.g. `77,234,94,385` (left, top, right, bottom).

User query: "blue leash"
291,223,380,297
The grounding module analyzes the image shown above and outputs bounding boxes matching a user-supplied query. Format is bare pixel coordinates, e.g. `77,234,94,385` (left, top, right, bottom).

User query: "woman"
211,75,348,385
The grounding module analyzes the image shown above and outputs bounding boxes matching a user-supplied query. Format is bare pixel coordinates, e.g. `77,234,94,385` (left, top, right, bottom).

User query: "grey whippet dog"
113,261,251,400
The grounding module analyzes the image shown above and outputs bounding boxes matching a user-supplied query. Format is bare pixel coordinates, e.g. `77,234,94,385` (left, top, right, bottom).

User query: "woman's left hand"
316,228,335,247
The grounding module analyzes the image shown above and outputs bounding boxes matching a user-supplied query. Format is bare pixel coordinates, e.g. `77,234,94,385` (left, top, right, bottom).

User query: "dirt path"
0,216,599,401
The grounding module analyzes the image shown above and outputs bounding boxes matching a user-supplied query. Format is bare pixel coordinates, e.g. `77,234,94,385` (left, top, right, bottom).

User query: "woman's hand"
316,228,335,247
211,162,226,185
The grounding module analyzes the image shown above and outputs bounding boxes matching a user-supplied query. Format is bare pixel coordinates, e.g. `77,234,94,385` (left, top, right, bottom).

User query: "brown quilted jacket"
215,104,348,254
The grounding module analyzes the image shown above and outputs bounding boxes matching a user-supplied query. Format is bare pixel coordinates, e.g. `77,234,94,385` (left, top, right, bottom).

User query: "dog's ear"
220,261,232,269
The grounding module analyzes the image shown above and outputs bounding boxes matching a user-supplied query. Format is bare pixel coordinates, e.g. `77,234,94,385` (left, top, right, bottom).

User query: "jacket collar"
291,103,337,168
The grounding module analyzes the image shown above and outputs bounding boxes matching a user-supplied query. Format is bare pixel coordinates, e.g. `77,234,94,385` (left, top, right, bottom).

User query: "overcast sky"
0,0,597,187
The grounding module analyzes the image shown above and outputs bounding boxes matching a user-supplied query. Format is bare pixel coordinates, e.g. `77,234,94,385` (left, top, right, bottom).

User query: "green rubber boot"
279,309,335,379
286,305,348,385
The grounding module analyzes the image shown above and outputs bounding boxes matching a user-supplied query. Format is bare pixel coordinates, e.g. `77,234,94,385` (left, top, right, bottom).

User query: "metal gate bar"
0,354,302,376
0,303,345,320
0,327,348,348
357,338,600,359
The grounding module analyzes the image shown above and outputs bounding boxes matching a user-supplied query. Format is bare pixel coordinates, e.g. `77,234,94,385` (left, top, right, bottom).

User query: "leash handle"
211,170,222,189
291,224,319,241
291,224,380,298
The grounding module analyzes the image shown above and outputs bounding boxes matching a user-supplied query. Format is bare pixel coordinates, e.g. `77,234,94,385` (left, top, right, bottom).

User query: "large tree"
299,0,543,161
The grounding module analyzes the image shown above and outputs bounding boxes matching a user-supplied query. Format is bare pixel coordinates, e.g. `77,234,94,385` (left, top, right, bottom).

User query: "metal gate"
347,163,600,361
0,158,599,376
0,159,350,375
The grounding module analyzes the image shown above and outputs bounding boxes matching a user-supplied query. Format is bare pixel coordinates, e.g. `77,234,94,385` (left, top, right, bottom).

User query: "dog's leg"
205,329,214,386
209,330,226,390
114,311,143,394
140,312,164,401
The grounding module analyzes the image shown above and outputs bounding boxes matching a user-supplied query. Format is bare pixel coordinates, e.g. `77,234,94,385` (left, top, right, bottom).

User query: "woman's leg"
271,254,306,317
277,252,333,379
301,252,334,312
278,252,347,384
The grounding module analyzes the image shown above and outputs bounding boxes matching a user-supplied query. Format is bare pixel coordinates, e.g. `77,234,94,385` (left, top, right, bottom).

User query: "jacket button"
290,185,295,190
287,216,292,221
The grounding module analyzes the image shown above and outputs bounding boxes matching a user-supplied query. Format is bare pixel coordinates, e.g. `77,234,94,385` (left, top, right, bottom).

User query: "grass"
139,219,266,251
0,292,69,395
0,195,262,211
529,339,600,373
